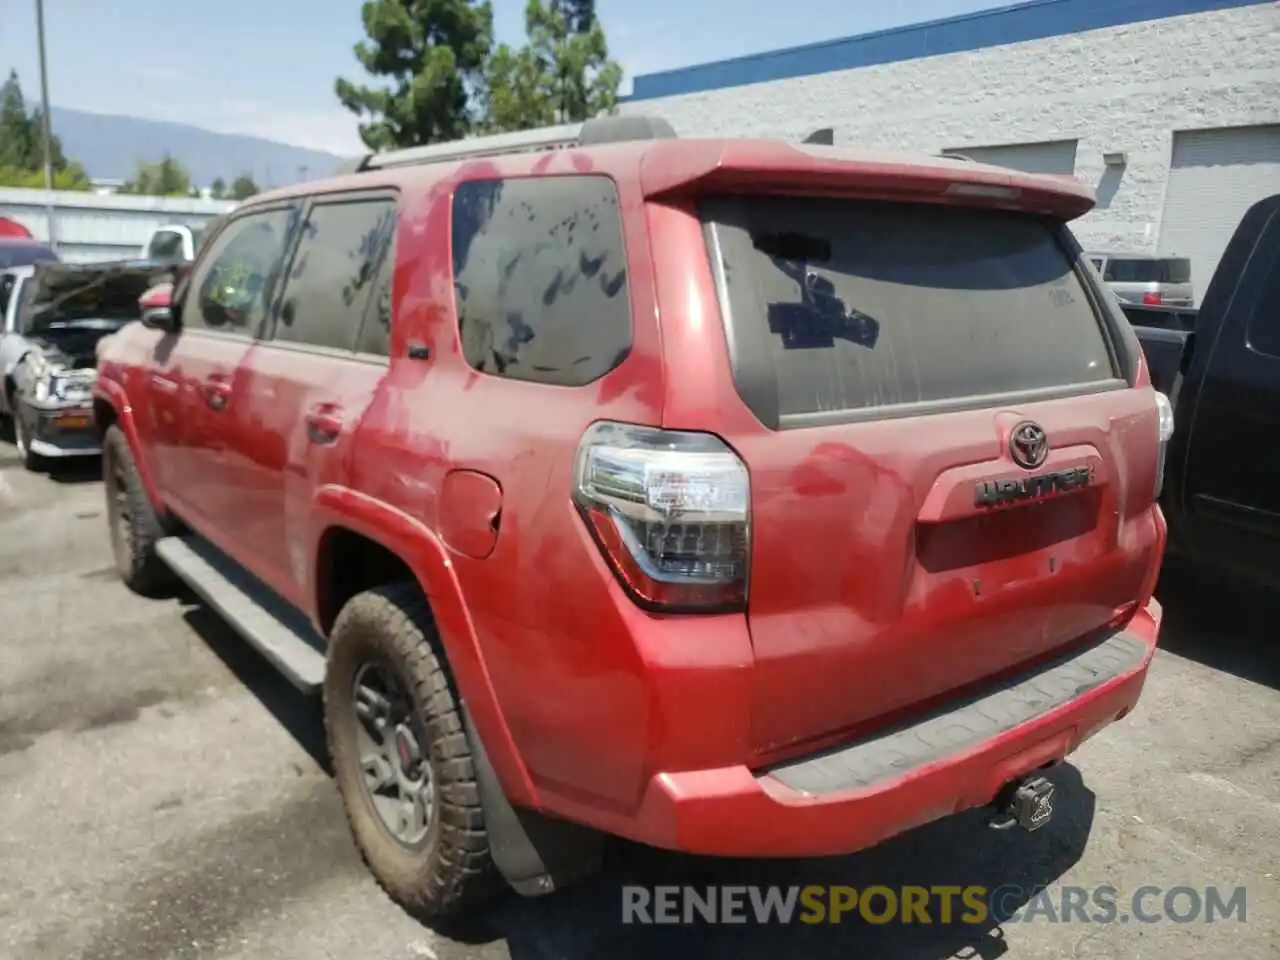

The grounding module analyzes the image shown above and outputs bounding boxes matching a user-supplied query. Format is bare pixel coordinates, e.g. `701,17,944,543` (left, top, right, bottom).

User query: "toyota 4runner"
93,116,1169,917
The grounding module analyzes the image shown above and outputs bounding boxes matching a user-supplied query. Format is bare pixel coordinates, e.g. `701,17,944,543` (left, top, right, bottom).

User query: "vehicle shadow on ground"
178,600,332,774
45,455,103,485
1154,558,1280,690
174,586,1095,960
443,764,1094,960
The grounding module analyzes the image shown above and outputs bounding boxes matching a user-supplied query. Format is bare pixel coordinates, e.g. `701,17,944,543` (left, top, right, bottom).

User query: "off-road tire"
102,424,175,596
325,582,499,919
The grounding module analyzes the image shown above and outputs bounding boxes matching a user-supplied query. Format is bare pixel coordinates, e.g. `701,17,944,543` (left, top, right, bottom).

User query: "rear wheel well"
316,527,418,637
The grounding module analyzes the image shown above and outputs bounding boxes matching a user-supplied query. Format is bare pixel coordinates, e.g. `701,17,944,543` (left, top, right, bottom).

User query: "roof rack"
338,115,678,175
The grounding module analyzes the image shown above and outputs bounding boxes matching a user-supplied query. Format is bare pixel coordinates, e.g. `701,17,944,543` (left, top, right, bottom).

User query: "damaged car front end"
12,259,177,470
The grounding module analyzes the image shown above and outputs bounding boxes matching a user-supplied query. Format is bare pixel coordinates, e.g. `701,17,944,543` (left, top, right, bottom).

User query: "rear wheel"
325,583,498,918
102,424,174,595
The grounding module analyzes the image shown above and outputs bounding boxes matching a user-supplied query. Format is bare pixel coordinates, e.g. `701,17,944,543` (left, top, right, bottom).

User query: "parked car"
1125,193,1280,584
94,117,1169,918
1086,251,1194,306
0,264,38,434
0,236,58,269
8,258,174,469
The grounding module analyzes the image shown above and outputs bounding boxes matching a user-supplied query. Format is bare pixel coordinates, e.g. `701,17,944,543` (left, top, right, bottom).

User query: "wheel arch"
91,380,166,511
309,484,539,810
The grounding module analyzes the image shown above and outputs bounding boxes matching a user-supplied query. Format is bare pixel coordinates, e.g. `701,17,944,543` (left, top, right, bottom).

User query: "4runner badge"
974,465,1093,507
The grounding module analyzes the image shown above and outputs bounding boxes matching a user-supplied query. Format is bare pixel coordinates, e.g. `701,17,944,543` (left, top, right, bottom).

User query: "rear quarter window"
451,175,631,387
703,196,1118,425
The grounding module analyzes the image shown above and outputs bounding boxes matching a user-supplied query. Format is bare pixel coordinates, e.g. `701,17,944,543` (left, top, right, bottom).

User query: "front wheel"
325,583,499,919
102,424,175,595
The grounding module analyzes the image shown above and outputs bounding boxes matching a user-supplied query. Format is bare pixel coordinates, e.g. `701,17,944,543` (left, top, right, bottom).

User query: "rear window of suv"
1103,257,1191,284
702,195,1118,426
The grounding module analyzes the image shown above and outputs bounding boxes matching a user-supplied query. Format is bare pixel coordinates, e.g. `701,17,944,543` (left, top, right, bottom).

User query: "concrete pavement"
0,449,1275,959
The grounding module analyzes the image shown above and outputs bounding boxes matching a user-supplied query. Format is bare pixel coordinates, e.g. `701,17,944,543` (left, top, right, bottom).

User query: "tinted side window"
148,230,186,261
187,208,296,334
0,274,14,322
451,176,631,386
275,198,396,352
356,236,395,357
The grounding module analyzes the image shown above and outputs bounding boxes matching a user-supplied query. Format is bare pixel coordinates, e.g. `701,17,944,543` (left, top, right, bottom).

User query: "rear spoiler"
637,138,1097,219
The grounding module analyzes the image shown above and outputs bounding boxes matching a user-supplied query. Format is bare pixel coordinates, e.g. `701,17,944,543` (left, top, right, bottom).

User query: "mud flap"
462,706,604,897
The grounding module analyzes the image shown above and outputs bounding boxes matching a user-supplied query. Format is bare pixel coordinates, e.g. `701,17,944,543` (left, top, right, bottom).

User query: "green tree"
335,0,495,150
0,70,89,188
210,176,227,200
119,155,193,197
0,165,90,189
480,0,622,132
230,174,259,200
478,42,554,132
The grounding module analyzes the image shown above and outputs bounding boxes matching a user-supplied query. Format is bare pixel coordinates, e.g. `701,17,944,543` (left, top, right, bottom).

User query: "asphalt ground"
0,446,1276,960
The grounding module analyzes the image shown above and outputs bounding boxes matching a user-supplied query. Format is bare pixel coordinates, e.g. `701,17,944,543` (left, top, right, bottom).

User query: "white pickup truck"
139,220,224,262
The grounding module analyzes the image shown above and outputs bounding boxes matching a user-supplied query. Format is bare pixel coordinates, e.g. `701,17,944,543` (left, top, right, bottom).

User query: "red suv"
94,116,1168,917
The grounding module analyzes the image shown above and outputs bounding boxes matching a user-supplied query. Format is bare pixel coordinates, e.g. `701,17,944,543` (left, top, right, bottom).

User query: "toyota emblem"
1010,421,1049,469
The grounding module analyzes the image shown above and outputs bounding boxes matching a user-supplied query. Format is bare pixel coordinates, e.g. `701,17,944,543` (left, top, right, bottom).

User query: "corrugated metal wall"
0,188,238,263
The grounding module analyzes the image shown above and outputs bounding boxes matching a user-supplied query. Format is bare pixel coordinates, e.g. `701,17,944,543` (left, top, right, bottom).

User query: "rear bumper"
562,599,1161,858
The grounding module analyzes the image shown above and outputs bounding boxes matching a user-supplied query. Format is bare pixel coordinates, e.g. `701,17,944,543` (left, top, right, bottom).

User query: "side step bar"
156,535,327,694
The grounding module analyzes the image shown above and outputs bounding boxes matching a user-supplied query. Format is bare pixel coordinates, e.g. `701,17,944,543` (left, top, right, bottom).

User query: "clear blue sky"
0,0,1008,155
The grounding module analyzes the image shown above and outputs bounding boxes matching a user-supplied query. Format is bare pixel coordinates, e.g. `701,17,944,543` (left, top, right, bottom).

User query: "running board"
156,535,327,694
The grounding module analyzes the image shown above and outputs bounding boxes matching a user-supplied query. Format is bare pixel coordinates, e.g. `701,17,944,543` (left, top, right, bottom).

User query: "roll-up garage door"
1159,125,1280,304
941,139,1079,176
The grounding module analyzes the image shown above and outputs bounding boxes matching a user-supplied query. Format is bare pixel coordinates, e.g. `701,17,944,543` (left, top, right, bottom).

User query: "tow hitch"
988,775,1056,832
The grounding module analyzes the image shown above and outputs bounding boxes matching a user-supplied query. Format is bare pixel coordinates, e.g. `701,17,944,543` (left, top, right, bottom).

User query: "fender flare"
309,484,540,810
92,377,164,509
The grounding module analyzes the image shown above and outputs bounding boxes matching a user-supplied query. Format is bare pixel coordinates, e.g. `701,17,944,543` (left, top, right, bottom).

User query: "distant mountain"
49,106,351,188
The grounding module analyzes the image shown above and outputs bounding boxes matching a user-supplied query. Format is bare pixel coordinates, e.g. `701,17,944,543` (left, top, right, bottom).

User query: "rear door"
158,204,300,551
1176,204,1280,554
699,195,1161,755
234,191,397,605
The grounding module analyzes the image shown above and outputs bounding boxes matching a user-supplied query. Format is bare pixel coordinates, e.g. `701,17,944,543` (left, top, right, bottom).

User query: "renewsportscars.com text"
621,884,1248,926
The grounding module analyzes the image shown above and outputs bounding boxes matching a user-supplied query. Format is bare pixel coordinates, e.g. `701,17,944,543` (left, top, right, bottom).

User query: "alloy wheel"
351,661,437,847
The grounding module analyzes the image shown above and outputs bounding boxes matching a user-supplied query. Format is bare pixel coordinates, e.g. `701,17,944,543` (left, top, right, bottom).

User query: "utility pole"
35,0,58,250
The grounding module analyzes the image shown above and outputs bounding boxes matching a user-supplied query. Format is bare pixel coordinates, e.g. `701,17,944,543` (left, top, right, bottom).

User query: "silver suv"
1087,252,1194,307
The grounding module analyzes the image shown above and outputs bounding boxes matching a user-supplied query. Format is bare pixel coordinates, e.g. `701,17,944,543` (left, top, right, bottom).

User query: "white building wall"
0,188,237,263
621,2,1280,254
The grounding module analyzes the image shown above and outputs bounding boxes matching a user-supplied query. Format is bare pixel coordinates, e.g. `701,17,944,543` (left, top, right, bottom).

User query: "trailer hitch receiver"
988,775,1056,832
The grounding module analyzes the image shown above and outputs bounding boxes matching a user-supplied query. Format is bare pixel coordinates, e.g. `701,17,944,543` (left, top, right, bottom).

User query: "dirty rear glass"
451,175,631,387
703,196,1117,423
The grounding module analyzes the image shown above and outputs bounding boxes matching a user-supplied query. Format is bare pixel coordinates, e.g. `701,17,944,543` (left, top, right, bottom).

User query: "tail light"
1142,291,1164,305
573,422,750,612
1154,392,1175,498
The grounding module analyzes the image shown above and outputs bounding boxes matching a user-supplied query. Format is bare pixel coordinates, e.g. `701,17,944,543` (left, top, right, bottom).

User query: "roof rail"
351,115,677,173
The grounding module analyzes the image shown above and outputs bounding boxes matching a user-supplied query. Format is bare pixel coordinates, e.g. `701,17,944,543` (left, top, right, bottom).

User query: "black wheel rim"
106,452,133,566
351,661,436,847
